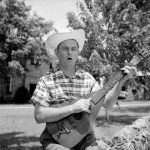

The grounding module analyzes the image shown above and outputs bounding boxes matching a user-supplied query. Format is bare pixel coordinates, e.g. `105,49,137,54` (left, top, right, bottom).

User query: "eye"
72,47,78,51
62,47,69,51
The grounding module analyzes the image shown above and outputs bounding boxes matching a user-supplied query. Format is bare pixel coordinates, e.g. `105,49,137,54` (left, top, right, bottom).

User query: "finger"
124,66,137,71
84,108,91,113
121,68,133,78
121,68,129,75
122,68,130,74
84,98,91,104
124,60,128,66
84,101,91,108
124,66,138,76
88,97,92,101
121,66,135,74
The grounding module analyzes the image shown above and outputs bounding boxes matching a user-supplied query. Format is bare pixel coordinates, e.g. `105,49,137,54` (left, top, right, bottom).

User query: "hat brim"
45,29,85,61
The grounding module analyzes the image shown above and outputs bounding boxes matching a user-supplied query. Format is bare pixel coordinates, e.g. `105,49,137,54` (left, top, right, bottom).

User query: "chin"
66,62,75,66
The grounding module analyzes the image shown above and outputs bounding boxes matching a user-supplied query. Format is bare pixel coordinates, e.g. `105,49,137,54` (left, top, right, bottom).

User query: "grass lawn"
0,102,150,150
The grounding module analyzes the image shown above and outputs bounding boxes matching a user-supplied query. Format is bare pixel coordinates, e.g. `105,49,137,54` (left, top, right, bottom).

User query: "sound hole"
72,112,83,120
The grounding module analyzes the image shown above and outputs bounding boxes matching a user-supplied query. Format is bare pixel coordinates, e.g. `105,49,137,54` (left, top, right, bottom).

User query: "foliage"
66,0,150,79
0,0,54,76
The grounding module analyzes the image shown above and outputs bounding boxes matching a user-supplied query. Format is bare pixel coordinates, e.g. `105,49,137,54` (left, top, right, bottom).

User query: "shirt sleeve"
30,77,51,107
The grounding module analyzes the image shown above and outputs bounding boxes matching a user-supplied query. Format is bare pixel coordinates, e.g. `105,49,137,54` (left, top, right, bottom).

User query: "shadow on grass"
96,114,141,127
96,104,150,127
0,132,42,150
116,105,150,113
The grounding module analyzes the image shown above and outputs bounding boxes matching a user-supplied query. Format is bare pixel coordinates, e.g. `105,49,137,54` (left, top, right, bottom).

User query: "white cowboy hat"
44,29,85,61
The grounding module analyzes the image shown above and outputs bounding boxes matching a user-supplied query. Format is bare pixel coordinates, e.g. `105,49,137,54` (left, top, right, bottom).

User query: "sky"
25,0,82,30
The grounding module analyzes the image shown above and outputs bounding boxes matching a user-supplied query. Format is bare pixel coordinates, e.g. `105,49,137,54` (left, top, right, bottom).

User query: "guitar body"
47,113,91,148
46,92,105,148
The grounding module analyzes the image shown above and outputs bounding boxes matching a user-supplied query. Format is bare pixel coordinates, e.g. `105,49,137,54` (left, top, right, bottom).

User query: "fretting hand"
121,65,137,80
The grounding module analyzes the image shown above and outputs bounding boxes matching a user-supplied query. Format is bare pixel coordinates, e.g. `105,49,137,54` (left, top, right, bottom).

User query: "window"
31,55,41,65
5,75,12,94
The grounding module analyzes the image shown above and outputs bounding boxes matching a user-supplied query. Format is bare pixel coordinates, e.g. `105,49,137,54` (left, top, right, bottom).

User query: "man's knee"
45,143,70,150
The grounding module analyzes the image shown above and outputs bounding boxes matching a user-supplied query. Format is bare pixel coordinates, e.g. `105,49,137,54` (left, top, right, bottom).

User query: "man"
31,29,136,150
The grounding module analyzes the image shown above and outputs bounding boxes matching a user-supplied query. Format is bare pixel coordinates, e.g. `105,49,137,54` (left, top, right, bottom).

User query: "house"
0,59,51,103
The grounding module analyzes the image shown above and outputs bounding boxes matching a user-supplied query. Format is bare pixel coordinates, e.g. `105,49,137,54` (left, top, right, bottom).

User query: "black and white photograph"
0,0,150,149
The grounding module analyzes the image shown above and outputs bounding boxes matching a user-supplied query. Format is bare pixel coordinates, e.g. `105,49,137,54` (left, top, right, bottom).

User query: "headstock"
130,48,150,66
139,48,150,58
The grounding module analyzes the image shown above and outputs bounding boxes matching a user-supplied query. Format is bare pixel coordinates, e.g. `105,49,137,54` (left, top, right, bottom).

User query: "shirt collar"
53,64,83,79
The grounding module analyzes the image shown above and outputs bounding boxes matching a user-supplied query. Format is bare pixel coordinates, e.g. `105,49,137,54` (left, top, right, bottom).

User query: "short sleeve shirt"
31,66,100,107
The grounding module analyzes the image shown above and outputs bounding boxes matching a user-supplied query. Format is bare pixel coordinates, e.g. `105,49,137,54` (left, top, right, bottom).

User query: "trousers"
40,128,100,150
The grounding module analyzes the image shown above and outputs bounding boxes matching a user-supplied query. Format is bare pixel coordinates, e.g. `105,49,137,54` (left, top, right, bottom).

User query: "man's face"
56,39,79,66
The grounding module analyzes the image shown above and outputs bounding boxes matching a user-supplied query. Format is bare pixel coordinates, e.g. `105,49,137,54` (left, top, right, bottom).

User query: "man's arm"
34,98,91,123
103,66,136,109
103,77,127,109
34,103,73,123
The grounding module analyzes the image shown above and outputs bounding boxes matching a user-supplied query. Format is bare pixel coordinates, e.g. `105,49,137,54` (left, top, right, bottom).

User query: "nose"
67,48,72,55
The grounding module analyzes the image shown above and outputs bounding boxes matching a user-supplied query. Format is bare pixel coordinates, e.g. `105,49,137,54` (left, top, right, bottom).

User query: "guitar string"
92,71,122,102
91,71,123,104
90,55,140,104
92,54,141,103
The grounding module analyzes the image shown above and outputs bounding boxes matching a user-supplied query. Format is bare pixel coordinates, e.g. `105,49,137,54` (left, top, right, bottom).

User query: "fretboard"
91,53,144,105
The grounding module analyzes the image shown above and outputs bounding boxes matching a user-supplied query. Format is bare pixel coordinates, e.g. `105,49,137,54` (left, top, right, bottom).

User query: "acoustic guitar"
46,48,150,148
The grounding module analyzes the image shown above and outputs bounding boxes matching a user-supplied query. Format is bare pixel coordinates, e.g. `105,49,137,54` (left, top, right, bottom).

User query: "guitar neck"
91,53,144,105
91,71,123,105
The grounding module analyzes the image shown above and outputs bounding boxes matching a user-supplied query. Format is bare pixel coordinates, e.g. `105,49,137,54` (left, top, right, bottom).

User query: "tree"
0,0,54,81
66,0,150,77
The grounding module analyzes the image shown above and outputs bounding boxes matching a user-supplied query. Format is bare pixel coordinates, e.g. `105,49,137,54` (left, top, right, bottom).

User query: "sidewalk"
0,100,150,107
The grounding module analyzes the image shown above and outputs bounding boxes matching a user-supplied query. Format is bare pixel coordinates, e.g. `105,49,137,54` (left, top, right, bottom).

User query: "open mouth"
68,58,72,60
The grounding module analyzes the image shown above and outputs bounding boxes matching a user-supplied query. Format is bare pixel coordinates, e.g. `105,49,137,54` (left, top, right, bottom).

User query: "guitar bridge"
56,123,71,138
56,128,71,138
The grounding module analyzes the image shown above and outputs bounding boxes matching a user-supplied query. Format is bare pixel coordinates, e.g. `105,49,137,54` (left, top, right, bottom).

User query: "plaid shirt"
31,66,100,107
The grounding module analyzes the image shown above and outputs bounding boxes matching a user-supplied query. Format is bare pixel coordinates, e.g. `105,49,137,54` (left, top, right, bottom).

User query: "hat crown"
44,29,85,62
43,28,74,42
